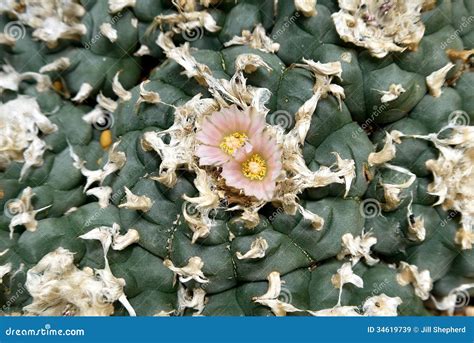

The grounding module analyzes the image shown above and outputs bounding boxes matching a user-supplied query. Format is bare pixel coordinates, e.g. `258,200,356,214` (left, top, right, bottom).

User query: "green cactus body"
0,0,472,317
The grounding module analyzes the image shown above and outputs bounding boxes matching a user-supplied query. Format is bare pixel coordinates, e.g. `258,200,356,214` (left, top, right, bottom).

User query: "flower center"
242,154,267,181
219,132,248,155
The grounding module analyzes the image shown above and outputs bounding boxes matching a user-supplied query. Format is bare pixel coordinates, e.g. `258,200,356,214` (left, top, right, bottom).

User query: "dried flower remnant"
7,187,51,239
118,187,153,212
99,22,117,43
456,227,474,250
337,231,379,266
332,0,425,58
253,271,302,316
362,294,402,316
378,164,416,211
406,201,426,242
0,0,87,47
392,124,474,250
182,169,222,243
108,0,137,13
135,80,161,110
112,71,132,101
376,83,406,103
0,64,51,94
255,271,401,316
0,263,12,283
177,285,207,316
0,96,57,179
308,306,361,316
39,57,72,73
446,48,474,62
148,0,220,39
69,141,126,191
23,246,135,316
164,256,209,284
25,222,137,316
295,0,317,17
79,223,140,251
368,132,398,166
236,237,269,260
0,64,22,93
224,24,280,53
308,294,402,316
134,44,151,56
426,63,455,98
86,186,113,208
331,262,364,306
72,83,94,103
155,12,220,34
396,262,433,300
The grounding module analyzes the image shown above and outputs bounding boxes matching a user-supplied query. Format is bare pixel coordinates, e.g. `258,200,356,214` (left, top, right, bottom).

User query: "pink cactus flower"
221,132,282,201
195,105,266,166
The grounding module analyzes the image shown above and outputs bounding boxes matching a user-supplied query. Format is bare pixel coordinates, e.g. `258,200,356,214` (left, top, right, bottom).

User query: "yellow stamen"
220,132,248,155
242,154,267,181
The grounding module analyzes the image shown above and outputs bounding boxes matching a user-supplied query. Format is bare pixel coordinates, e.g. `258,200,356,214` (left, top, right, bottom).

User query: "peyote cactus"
0,0,473,317
0,0,272,102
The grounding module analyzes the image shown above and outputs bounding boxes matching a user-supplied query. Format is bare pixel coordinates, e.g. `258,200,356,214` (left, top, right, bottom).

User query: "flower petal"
196,145,230,165
196,125,222,146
